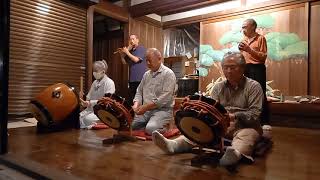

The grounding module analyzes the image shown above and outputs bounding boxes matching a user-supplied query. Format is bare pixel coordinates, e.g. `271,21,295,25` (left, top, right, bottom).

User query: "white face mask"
93,71,104,80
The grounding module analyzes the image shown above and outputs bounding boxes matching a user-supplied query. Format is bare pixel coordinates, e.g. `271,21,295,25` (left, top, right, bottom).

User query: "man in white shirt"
131,48,176,135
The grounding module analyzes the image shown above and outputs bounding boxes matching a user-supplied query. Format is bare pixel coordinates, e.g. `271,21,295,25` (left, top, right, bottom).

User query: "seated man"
152,52,264,166
132,48,176,135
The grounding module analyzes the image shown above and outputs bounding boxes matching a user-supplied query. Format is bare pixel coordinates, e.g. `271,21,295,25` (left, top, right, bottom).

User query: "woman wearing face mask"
79,60,115,129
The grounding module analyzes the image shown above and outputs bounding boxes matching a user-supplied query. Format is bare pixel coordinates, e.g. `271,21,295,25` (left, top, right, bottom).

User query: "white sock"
262,125,272,139
219,147,242,166
152,131,178,154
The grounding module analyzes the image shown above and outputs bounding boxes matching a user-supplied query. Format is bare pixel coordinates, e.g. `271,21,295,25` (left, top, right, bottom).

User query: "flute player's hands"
121,47,130,55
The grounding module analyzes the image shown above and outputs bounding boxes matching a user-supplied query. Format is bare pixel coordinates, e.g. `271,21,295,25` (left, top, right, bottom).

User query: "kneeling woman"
80,60,115,129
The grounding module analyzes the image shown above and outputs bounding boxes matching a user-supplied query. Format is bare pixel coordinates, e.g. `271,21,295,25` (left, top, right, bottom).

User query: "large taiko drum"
29,83,79,127
175,94,230,146
93,93,134,131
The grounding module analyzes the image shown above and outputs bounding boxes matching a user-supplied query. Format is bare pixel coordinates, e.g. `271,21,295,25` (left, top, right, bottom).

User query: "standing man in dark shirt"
119,34,147,105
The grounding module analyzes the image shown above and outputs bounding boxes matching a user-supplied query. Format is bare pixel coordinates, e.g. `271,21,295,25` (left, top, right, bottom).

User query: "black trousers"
244,64,269,125
128,81,140,106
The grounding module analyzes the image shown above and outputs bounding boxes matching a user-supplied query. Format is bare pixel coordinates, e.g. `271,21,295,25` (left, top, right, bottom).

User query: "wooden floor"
6,126,320,180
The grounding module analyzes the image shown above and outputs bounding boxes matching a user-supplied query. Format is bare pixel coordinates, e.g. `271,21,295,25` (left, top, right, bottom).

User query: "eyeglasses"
222,65,239,71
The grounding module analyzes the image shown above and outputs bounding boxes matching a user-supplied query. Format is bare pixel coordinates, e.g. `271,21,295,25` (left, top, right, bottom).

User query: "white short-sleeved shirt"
87,75,115,101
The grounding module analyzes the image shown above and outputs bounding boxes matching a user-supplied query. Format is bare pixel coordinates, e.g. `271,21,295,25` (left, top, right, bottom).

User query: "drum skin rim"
187,94,227,114
30,100,53,126
104,93,134,119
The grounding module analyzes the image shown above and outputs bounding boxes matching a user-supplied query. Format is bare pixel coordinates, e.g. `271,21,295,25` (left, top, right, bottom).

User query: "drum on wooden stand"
29,83,79,127
93,93,134,131
175,94,230,148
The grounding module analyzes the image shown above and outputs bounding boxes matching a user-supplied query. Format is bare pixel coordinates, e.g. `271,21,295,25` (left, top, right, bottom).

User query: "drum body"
93,93,134,131
175,95,229,146
29,83,79,127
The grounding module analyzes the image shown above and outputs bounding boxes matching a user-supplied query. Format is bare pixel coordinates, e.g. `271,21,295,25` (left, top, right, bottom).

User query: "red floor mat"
132,128,180,140
91,123,109,130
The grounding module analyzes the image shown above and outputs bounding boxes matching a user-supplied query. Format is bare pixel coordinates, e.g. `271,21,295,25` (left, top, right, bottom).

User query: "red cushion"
132,128,180,140
91,123,109,130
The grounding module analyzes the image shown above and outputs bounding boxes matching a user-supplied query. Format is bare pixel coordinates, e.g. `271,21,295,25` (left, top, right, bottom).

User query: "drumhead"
175,109,222,146
179,116,214,144
29,102,50,127
96,109,120,129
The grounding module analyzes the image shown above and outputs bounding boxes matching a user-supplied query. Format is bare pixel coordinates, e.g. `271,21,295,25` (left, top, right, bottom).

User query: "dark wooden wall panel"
93,34,128,99
9,0,87,116
129,18,163,54
310,4,320,96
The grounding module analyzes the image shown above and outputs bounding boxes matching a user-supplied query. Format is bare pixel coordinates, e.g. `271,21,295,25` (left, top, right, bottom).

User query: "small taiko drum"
175,94,229,146
93,93,134,131
29,83,79,127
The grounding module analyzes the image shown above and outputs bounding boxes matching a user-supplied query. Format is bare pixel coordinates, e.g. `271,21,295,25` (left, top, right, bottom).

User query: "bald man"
239,18,269,125
131,48,176,135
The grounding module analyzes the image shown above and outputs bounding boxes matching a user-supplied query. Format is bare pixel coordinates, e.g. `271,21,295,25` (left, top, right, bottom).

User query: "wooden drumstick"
80,98,86,104
135,136,147,141
80,76,83,98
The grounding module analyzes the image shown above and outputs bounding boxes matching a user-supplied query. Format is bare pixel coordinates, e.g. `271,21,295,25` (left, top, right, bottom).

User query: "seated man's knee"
131,115,149,130
145,124,158,135
145,122,164,135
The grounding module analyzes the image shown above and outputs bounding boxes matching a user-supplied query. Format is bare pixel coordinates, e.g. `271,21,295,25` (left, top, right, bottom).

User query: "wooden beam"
94,0,129,22
65,0,99,7
129,0,226,17
163,0,317,28
134,16,162,27
157,0,229,16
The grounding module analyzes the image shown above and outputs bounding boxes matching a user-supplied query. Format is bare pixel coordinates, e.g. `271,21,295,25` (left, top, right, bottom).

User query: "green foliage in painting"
266,32,307,60
200,53,214,66
219,31,243,45
284,41,308,55
199,44,213,54
253,14,276,29
198,67,208,77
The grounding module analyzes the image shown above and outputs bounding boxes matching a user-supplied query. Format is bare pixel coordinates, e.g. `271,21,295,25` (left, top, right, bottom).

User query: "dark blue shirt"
125,45,147,82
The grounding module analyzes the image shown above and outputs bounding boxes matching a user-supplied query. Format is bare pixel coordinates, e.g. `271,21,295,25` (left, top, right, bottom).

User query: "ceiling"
107,0,230,17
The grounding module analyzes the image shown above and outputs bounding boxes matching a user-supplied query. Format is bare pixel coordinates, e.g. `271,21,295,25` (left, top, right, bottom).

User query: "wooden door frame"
86,1,129,90
0,0,10,154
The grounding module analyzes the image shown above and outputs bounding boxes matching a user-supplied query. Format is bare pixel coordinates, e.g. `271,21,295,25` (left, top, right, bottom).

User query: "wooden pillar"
0,0,10,154
305,2,310,95
87,6,94,91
